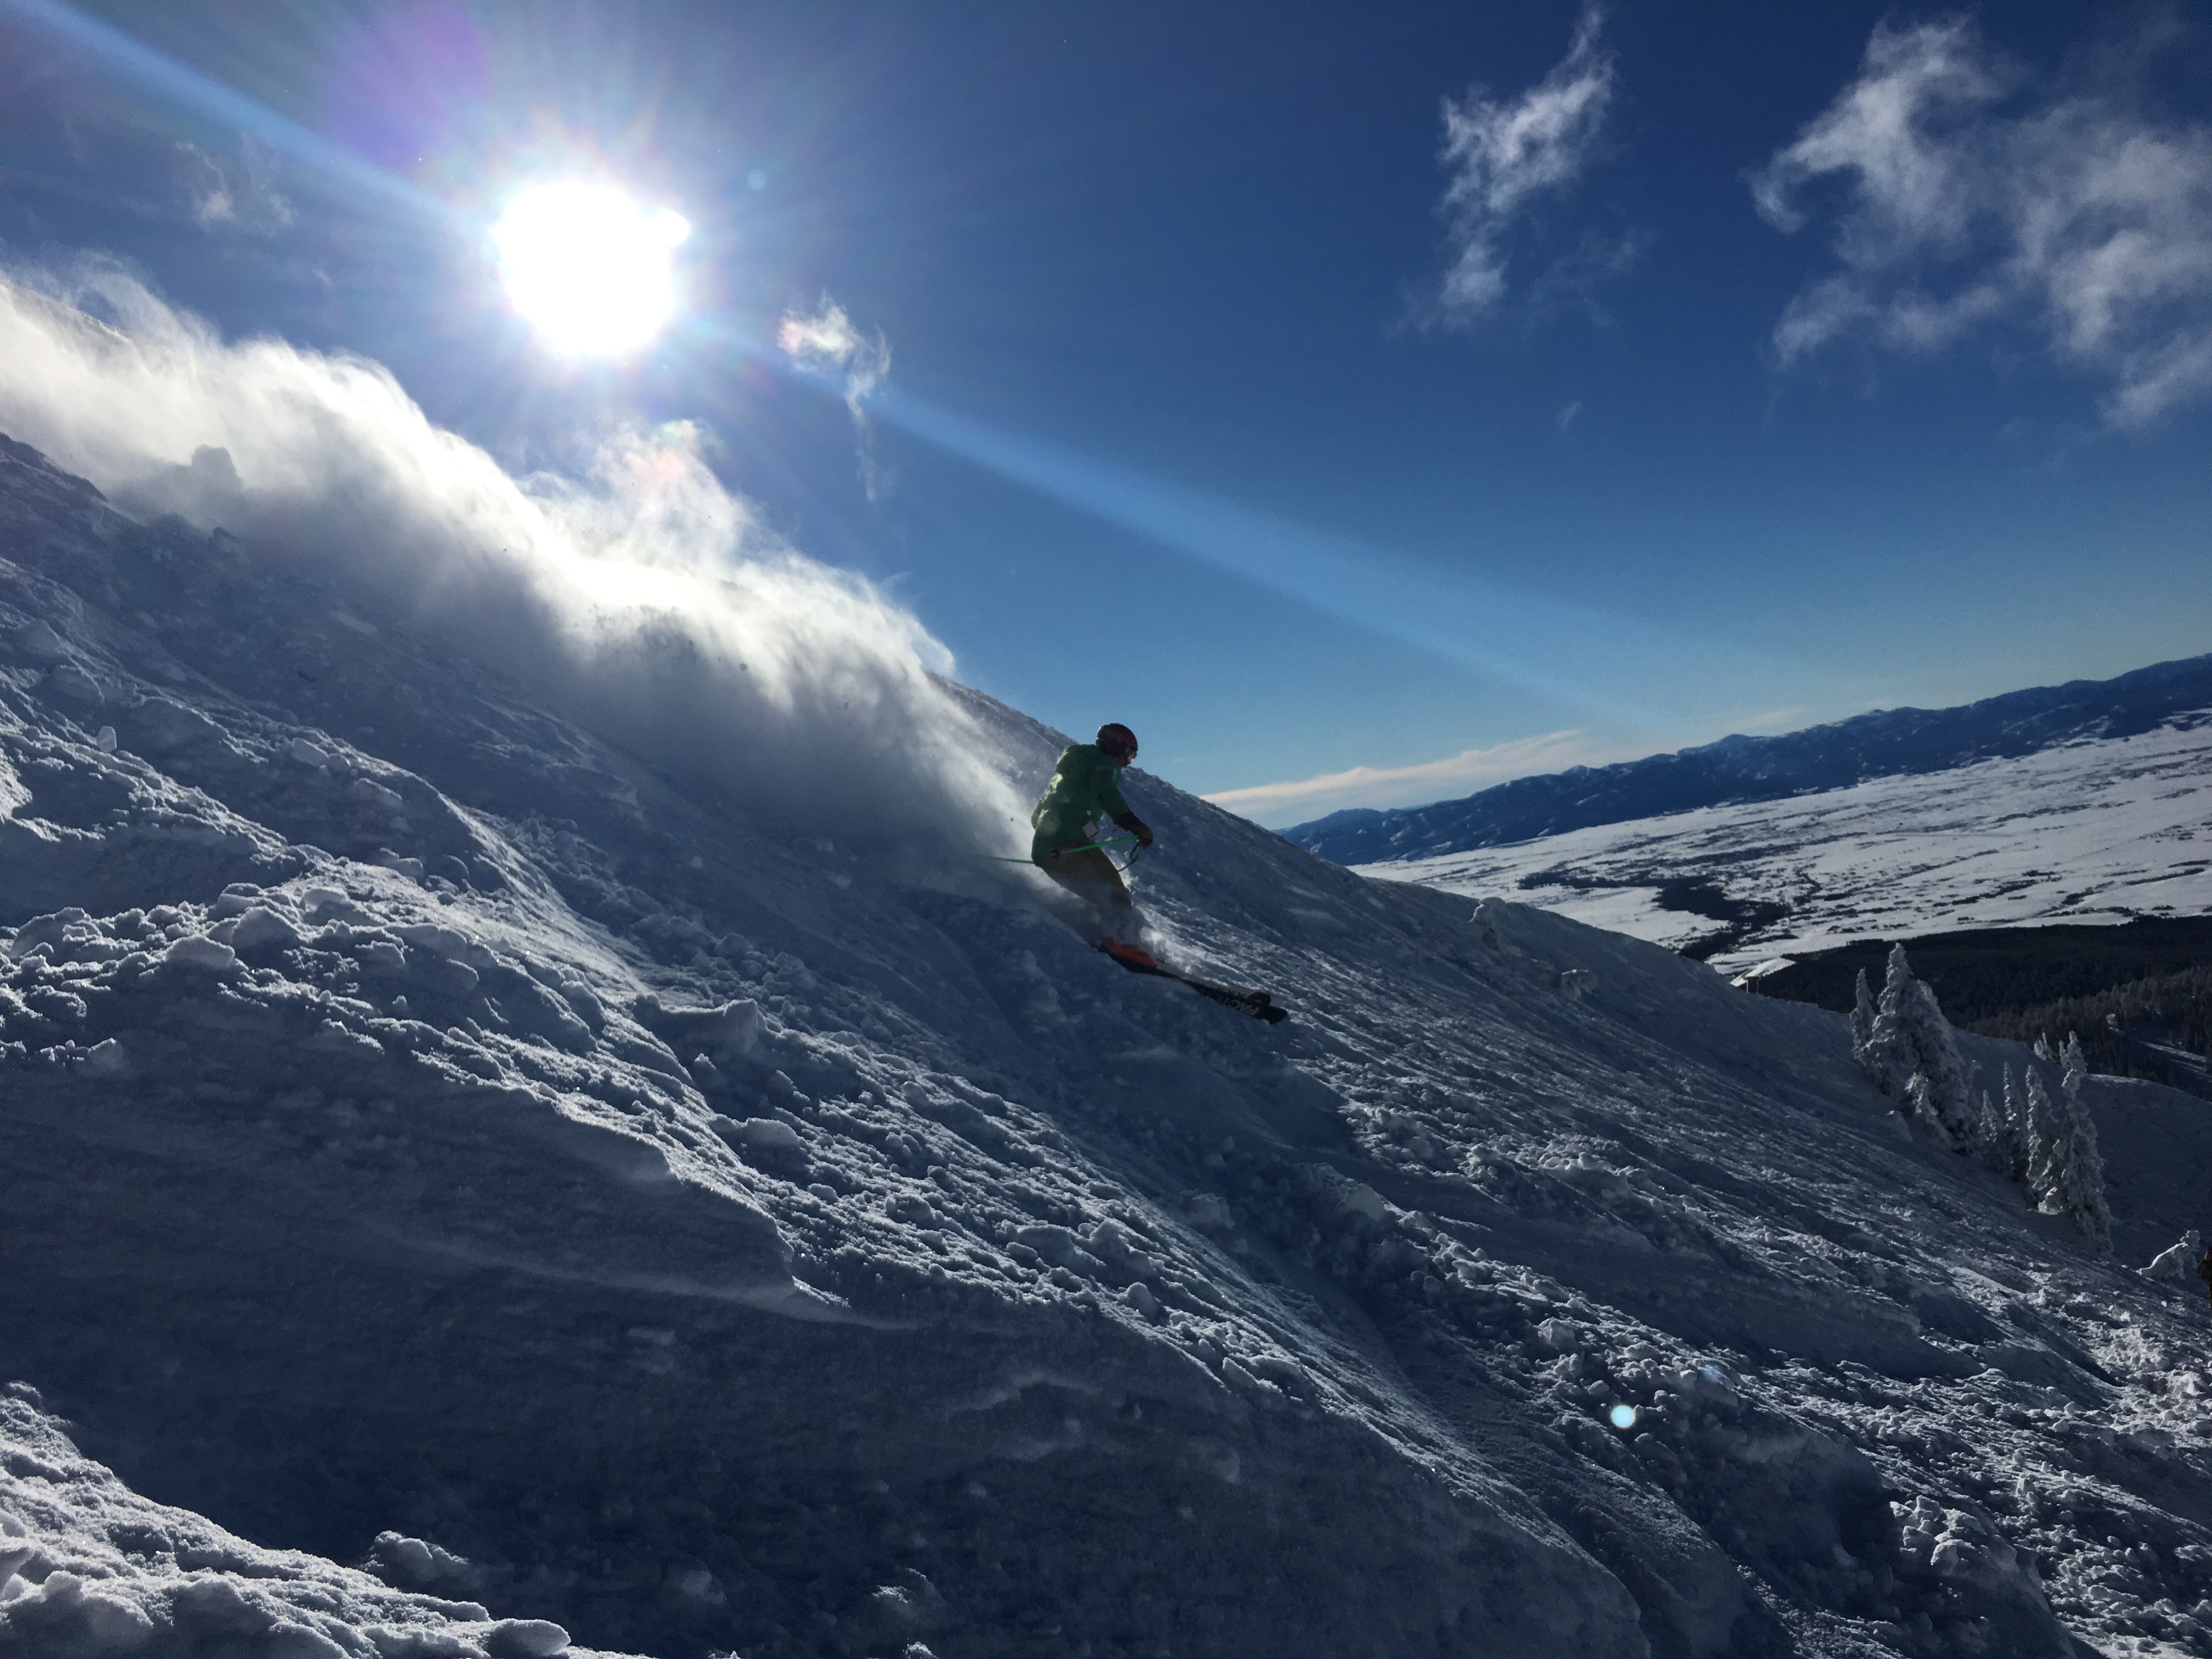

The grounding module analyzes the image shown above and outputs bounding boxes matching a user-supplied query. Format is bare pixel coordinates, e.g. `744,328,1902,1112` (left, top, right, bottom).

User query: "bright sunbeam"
493,181,690,358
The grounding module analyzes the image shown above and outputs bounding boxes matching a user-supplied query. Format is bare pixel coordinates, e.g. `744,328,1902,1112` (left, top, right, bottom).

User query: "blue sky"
2,1,2209,826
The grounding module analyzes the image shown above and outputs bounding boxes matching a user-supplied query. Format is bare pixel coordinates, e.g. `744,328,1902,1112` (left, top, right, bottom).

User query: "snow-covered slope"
6,428,2212,1659
1358,720,2212,976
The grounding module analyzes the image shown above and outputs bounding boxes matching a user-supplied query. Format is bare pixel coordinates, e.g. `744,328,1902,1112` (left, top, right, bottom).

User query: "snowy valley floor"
1357,722,2212,977
5,432,2212,1658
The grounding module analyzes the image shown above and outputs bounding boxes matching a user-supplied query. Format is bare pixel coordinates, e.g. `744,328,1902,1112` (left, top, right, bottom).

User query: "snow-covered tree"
1855,963,2109,1254
2032,1032,2056,1063
2022,1066,2111,1254
1853,948,1912,1092
2020,1069,2063,1195
1903,1071,1942,1139
1973,1068,2023,1179
1853,944,1976,1148
2046,1070,2112,1253
2002,1065,2031,1181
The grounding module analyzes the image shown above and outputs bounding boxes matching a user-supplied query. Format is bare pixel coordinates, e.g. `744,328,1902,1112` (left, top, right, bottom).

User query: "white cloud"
777,297,893,498
1204,729,1652,828
1730,705,1809,733
1752,16,2212,426
176,140,295,234
1432,9,1620,321
0,262,1023,849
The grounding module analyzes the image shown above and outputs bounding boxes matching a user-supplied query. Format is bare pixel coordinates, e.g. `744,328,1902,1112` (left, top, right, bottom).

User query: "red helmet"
1096,723,1138,760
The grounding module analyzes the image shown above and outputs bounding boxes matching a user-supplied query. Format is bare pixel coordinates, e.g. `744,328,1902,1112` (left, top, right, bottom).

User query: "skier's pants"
1034,844,1135,933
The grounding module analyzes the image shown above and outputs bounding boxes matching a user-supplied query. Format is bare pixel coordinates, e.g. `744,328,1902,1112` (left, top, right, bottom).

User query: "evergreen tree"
1849,958,2108,1253
1851,968,1876,1060
2022,1068,2065,1201
2000,1064,2029,1182
1973,1072,2021,1178
1903,973,1978,1146
1854,944,1978,1148
1904,1071,1946,1141
2041,1069,2113,1254
1855,945,1920,1100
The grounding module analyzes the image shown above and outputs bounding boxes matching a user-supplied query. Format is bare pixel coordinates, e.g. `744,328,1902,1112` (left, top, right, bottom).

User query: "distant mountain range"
1284,653,2212,865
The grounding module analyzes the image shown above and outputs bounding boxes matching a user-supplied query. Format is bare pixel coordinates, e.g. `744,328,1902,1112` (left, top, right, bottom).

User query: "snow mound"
0,1383,633,1658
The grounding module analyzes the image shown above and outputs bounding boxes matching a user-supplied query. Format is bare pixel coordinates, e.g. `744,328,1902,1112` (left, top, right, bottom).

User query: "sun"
492,180,691,358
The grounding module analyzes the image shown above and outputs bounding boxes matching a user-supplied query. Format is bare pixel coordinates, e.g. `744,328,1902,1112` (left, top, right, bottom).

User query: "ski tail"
1096,941,1288,1023
1181,977,1288,1023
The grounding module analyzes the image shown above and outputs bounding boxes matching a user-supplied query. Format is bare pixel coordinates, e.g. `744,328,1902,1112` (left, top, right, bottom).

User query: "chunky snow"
3,414,2212,1659
1361,718,2212,974
2,1382,609,1659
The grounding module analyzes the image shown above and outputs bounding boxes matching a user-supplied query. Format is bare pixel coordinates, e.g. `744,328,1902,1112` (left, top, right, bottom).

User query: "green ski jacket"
1031,743,1133,859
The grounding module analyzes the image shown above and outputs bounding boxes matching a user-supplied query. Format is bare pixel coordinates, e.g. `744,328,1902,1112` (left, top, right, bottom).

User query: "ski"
1097,942,1288,1023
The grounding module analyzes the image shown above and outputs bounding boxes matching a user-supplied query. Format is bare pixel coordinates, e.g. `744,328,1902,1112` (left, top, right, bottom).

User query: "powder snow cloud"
777,296,893,498
1751,16,2212,427
1431,8,1623,323
0,263,1024,850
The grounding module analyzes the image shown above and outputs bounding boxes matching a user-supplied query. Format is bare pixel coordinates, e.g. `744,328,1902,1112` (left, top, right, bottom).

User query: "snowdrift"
4,427,2212,1658
2,1383,604,1659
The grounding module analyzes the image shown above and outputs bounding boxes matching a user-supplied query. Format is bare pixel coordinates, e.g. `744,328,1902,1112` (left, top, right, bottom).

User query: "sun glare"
492,180,691,358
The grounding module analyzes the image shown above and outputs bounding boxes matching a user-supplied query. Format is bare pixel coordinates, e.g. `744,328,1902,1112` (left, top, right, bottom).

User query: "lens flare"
1608,1403,1638,1431
492,181,690,358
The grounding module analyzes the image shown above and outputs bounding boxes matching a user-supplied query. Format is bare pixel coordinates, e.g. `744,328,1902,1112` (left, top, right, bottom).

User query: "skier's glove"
1111,811,1153,848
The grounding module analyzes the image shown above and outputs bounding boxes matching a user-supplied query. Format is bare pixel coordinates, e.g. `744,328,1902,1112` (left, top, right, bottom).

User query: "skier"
2198,1248,2212,1309
1032,722,1154,966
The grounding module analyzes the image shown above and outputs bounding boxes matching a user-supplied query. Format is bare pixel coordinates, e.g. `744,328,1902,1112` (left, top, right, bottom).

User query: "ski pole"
1060,836,1138,856
980,835,1138,866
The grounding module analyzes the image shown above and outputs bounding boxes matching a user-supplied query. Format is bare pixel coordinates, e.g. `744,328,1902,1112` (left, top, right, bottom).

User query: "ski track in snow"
1362,722,2212,975
2,432,2211,1657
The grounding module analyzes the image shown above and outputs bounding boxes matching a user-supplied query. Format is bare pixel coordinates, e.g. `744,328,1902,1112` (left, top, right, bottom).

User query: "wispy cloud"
1430,8,1626,323
777,297,893,498
1204,728,1652,828
176,139,295,233
1730,705,1809,732
1751,16,2212,426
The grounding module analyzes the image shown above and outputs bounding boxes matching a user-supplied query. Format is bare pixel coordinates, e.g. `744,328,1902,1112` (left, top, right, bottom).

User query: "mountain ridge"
1285,653,2212,864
